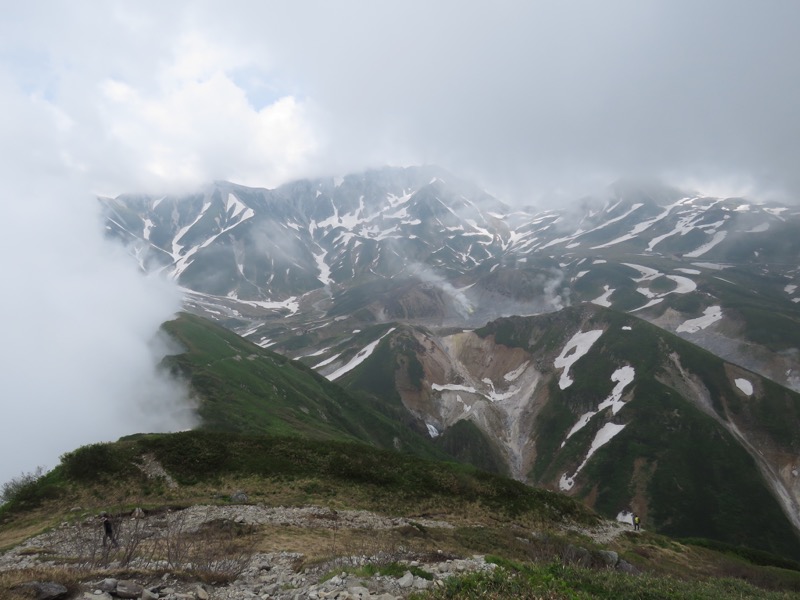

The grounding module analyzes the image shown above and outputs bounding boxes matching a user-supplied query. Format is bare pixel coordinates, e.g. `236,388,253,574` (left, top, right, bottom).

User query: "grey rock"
563,544,591,566
99,578,117,592
15,582,69,600
141,590,159,600
115,580,144,599
231,490,248,502
616,559,639,574
397,571,414,588
597,550,619,567
347,585,371,598
413,577,430,590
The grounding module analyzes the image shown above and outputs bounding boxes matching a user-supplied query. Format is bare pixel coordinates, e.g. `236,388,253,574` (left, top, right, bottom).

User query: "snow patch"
554,330,604,390
665,275,696,294
629,298,663,312
326,328,396,381
426,423,440,438
563,366,634,444
432,383,478,394
142,218,154,241
676,306,723,333
735,378,753,396
504,362,529,382
236,297,300,315
560,422,627,491
691,262,730,270
684,231,728,257
313,249,332,285
313,352,342,369
591,285,614,307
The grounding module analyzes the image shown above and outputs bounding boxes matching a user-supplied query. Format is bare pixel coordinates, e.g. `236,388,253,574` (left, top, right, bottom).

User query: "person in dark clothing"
101,514,118,547
633,513,641,531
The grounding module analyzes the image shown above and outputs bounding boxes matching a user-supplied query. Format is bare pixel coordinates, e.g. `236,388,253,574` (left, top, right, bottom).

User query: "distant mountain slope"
334,304,800,559
101,167,800,392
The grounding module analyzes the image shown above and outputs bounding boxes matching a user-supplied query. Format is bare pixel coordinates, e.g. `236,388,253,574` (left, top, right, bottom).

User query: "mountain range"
100,166,800,558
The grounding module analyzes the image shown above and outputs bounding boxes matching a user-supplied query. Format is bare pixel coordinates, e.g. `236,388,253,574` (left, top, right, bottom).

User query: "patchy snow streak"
684,231,728,258
598,366,635,415
313,248,332,285
554,330,604,390
237,297,300,315
326,328,396,380
432,383,478,394
591,285,614,307
560,422,626,491
504,362,530,382
313,352,342,369
676,306,722,333
563,365,634,445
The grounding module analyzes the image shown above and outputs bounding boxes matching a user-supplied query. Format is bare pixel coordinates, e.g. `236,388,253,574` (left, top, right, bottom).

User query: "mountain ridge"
95,166,800,558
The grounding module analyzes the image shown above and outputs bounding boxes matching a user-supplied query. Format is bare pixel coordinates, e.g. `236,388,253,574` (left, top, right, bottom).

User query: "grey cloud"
199,0,800,202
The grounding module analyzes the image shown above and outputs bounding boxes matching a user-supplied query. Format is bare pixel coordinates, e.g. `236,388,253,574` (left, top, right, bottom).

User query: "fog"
2,1,799,484
0,79,198,487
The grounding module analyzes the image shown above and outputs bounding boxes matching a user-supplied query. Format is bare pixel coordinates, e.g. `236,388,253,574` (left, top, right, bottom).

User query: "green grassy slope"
160,313,445,461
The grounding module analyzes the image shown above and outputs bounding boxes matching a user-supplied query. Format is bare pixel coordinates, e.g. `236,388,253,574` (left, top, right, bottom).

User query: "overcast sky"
2,1,799,201
1,1,799,485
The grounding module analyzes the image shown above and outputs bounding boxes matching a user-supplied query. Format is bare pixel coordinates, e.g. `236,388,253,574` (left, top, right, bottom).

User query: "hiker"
101,514,118,547
633,513,641,531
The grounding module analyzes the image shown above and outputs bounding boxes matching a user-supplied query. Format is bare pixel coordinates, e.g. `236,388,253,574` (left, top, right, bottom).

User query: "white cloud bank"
0,70,198,486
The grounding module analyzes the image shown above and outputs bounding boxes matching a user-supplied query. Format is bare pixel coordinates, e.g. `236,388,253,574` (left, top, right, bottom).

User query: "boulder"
195,584,210,600
397,572,414,588
115,580,144,599
563,544,591,566
597,550,619,567
14,582,69,600
616,559,639,574
347,585,371,598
